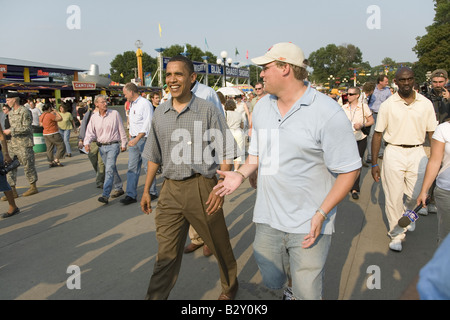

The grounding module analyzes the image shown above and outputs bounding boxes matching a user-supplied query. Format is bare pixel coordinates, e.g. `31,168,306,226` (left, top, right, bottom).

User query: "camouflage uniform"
7,105,38,186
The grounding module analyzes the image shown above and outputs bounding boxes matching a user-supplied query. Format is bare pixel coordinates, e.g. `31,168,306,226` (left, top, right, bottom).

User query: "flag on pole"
246,50,249,60
235,48,239,56
204,38,209,50
159,23,162,37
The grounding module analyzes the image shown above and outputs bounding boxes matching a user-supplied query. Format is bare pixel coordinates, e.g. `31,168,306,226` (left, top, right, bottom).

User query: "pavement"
0,107,439,300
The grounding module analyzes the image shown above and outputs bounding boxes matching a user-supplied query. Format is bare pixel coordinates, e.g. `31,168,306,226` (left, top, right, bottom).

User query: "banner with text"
162,57,249,79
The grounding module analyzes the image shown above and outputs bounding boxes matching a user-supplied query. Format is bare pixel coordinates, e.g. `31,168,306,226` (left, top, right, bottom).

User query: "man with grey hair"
84,94,128,204
214,42,361,300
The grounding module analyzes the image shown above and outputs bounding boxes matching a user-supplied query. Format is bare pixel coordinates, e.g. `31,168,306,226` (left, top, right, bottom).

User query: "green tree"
308,44,364,86
413,0,450,82
370,58,414,83
162,44,216,63
109,51,157,84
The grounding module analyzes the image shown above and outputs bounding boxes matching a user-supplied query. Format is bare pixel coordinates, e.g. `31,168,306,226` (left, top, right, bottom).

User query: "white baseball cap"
251,42,306,68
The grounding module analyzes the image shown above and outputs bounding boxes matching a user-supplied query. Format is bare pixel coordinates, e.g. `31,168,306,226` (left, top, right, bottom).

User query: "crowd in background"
0,59,449,300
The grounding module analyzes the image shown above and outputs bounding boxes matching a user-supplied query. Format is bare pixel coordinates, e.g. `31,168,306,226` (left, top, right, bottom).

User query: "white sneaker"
406,221,415,232
282,287,295,300
418,207,428,216
427,204,437,214
389,239,402,252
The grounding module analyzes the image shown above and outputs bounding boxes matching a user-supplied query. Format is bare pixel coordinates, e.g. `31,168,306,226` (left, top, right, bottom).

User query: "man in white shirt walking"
121,83,158,205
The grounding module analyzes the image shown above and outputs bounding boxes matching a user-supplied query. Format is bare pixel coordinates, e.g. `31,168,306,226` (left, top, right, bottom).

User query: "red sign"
72,81,96,90
37,69,49,76
0,65,7,73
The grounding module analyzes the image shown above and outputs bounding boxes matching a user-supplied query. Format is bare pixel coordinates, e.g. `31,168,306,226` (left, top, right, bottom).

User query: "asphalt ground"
0,106,439,303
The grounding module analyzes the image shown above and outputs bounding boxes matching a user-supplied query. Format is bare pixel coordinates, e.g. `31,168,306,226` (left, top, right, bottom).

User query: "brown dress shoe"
203,244,213,257
184,243,203,254
218,285,238,300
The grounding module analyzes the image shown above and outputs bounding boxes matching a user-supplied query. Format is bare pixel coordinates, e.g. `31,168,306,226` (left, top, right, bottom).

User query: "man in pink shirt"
84,95,128,204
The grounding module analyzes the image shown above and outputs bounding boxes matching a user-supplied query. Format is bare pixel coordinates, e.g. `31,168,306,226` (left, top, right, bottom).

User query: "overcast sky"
0,0,436,74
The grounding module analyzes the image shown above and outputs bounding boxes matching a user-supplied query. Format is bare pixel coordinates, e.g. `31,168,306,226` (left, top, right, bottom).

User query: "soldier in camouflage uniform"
2,92,38,198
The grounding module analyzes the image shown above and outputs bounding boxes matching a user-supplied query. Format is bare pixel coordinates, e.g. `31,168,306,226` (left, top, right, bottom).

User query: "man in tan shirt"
371,67,437,252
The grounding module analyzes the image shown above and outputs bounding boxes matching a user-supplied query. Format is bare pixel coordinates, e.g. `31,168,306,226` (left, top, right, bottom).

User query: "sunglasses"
255,88,263,90
347,93,358,96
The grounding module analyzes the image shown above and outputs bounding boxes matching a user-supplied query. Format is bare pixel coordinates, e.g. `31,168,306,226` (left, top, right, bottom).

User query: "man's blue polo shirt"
249,83,361,235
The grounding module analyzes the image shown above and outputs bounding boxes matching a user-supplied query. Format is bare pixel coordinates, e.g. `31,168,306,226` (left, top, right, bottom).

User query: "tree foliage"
162,44,216,63
308,44,364,85
109,51,156,83
413,0,450,81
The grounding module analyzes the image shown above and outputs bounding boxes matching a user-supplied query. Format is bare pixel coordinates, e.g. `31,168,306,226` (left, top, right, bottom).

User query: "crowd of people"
0,43,449,300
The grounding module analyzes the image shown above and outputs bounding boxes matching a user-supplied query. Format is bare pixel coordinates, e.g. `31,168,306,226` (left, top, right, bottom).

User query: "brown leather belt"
96,141,119,147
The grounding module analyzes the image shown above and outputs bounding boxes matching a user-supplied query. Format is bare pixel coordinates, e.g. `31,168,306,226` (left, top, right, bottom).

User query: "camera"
420,82,430,96
0,155,20,175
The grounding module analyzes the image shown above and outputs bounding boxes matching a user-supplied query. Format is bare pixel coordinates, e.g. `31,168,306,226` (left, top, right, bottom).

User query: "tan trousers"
189,225,204,245
145,174,238,300
381,144,428,240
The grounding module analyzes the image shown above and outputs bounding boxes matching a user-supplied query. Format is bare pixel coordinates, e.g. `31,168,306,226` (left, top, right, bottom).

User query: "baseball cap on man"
251,42,307,68
5,92,20,98
431,69,448,79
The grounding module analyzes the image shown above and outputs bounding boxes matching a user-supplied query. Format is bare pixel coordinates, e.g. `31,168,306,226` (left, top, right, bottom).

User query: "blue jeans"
59,129,72,154
253,223,331,300
126,137,157,199
98,143,123,198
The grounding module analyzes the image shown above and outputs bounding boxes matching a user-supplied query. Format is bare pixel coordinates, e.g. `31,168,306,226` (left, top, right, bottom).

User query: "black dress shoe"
2,207,20,218
98,196,109,204
120,196,137,205
150,194,159,201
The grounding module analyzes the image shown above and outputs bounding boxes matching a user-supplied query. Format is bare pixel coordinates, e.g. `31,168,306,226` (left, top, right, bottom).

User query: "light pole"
217,51,232,87
155,48,165,88
202,55,209,86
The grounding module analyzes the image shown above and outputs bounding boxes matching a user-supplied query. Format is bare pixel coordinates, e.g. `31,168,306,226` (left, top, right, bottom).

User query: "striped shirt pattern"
143,95,237,180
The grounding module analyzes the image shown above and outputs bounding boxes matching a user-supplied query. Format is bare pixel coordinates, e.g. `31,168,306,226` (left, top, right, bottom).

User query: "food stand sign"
72,81,96,90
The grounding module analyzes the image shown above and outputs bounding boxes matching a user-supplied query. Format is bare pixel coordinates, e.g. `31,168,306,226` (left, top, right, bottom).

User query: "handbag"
361,104,372,135
0,155,20,175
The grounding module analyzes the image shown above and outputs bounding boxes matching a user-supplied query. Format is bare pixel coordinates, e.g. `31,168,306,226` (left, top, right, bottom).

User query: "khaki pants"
381,144,428,240
87,141,105,188
145,174,238,300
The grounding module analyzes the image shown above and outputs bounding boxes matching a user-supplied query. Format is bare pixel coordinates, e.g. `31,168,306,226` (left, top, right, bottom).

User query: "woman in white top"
224,99,245,170
234,95,250,132
417,120,450,244
342,87,374,199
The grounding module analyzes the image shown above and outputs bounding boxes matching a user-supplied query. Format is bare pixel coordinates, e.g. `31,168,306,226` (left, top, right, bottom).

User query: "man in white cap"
214,42,361,300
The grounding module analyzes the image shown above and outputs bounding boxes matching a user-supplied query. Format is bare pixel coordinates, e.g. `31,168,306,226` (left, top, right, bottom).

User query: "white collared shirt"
128,96,153,137
375,92,437,145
